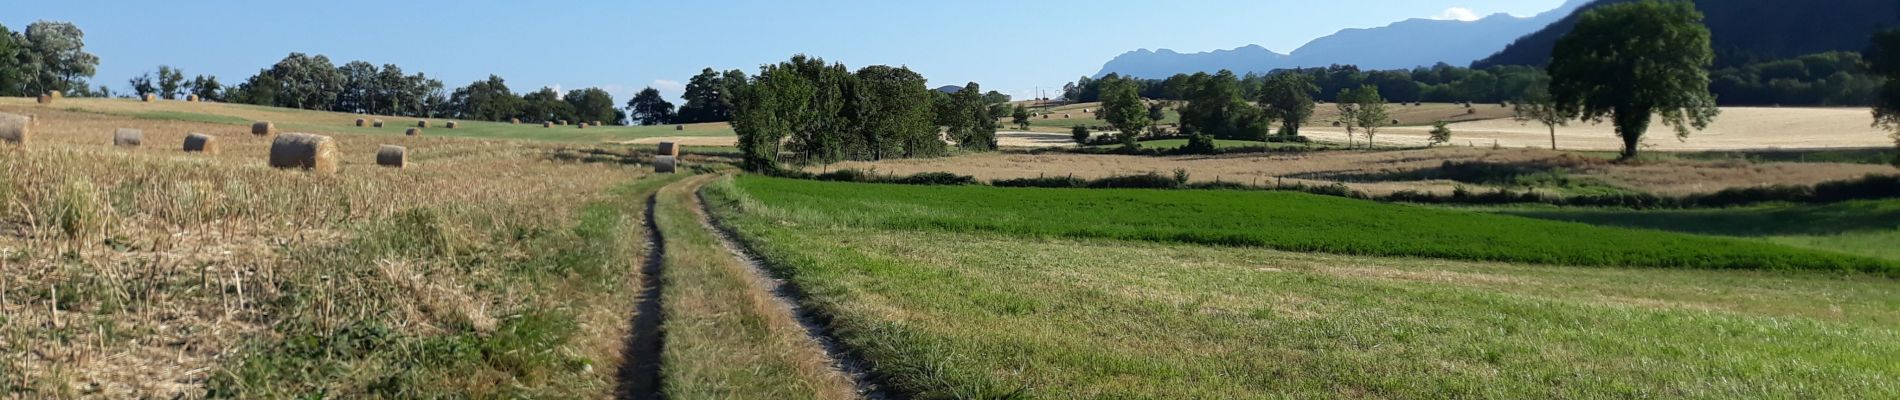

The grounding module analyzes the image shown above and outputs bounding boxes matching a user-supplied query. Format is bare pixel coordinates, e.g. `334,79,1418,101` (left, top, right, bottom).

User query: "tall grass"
728,176,1898,274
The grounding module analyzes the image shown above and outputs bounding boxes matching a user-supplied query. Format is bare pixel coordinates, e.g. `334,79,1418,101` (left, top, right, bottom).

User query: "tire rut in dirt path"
614,194,666,400
689,176,897,400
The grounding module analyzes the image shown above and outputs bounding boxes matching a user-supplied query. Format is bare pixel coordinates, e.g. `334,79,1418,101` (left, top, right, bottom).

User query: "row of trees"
1873,29,1900,163
0,21,101,97
730,55,1007,171
1066,53,1888,107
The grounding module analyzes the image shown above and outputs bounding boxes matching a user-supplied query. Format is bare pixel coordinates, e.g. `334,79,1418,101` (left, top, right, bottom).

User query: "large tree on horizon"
1100,75,1151,148
1261,72,1319,137
626,87,676,126
1872,28,1900,166
1548,0,1720,160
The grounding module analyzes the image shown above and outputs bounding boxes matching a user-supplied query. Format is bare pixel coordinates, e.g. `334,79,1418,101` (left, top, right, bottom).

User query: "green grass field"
1494,200,1900,261
723,177,1895,274
702,177,1900,398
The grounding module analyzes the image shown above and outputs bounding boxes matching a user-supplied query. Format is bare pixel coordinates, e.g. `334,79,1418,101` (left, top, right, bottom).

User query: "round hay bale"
36,94,53,105
142,94,156,102
657,141,681,157
653,155,677,174
252,121,276,136
510,118,520,124
542,121,553,128
373,119,385,128
269,133,339,174
445,121,458,129
114,128,144,147
557,120,568,126
187,94,200,102
406,128,423,136
417,120,429,128
577,123,587,129
183,133,219,154
0,113,30,145
355,118,368,127
376,145,407,168
675,125,684,131
49,91,63,99
593,121,602,126
1391,119,1400,125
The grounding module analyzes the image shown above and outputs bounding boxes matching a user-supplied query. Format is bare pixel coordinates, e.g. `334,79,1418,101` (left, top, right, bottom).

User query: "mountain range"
1094,0,1593,78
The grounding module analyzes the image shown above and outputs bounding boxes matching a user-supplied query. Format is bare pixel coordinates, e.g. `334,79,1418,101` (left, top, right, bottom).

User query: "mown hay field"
0,102,670,397
0,97,735,145
704,176,1900,398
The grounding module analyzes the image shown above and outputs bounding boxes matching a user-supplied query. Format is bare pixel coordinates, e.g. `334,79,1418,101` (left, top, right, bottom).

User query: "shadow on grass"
1501,200,1900,237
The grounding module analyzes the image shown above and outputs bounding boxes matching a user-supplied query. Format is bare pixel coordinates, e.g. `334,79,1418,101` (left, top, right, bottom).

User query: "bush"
1071,125,1091,145
894,172,979,186
993,176,1089,188
1088,173,1183,189
1182,134,1219,155
1428,121,1452,147
811,168,977,186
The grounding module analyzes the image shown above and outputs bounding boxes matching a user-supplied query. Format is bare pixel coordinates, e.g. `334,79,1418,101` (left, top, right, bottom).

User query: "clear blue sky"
7,0,1562,102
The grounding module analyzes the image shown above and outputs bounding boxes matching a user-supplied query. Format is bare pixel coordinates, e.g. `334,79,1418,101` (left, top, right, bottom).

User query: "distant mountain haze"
1475,0,1900,68
1094,0,1593,78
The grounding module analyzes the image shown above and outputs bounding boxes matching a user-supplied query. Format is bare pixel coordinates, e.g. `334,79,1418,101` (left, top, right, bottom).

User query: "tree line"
729,55,1009,171
1066,53,1887,107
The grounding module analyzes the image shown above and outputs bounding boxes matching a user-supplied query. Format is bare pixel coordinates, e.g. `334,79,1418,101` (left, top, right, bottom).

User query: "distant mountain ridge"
1094,0,1593,78
1474,0,1900,68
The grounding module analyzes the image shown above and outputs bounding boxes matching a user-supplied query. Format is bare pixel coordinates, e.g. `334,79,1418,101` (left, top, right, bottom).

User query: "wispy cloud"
1432,7,1481,22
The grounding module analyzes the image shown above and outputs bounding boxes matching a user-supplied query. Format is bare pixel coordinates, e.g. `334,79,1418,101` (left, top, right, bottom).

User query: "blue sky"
7,0,1563,102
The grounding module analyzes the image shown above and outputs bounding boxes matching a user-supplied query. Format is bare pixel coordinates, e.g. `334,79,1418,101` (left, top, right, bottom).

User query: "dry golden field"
1303,107,1896,150
0,102,656,397
813,147,1896,196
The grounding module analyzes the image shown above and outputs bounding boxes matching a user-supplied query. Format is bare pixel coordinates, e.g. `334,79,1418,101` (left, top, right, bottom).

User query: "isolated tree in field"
22,21,99,96
1072,125,1091,145
1100,76,1151,148
187,75,223,102
1428,121,1453,147
1336,85,1388,148
627,87,677,125
1261,72,1318,136
1011,104,1032,130
1513,85,1573,149
126,73,155,99
1873,28,1900,165
155,65,185,99
1548,0,1718,160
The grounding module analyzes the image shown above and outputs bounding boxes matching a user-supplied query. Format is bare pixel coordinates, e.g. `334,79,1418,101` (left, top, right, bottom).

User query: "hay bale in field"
49,91,62,99
417,120,429,128
376,145,407,168
0,113,29,145
268,133,339,174
509,118,520,124
252,121,276,136
557,120,568,126
373,119,385,128
543,121,553,128
675,125,684,131
187,94,200,102
1064,114,1071,118
142,94,156,102
183,133,218,154
355,118,368,127
1391,119,1400,125
445,121,458,129
36,94,53,105
576,123,587,129
114,128,143,147
653,155,677,173
406,128,423,136
657,141,680,156
593,121,602,126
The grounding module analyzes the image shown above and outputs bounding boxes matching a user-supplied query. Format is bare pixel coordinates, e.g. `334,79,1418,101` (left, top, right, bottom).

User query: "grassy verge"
653,175,858,399
1493,200,1900,261
703,179,1900,398
205,173,685,397
728,176,1896,274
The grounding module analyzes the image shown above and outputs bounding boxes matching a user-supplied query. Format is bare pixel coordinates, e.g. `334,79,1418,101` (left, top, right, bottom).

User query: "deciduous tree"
626,87,676,126
1100,76,1151,148
1549,0,1719,160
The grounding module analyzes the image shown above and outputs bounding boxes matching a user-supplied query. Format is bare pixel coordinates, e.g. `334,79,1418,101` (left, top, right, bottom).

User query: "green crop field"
1494,200,1900,261
722,177,1896,274
702,177,1900,398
